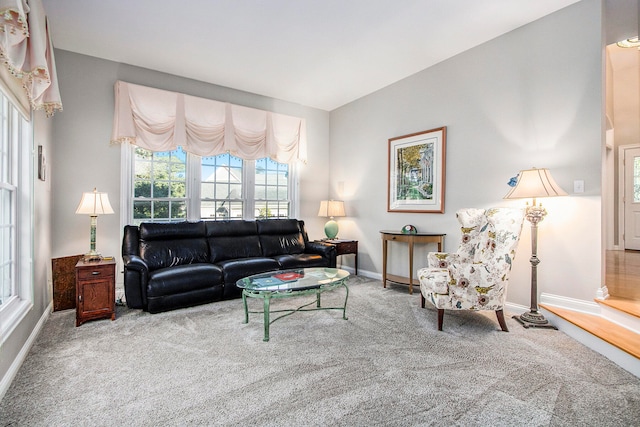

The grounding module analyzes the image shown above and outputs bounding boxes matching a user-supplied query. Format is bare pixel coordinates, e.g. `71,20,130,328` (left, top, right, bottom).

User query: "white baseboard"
0,301,52,401
539,292,600,315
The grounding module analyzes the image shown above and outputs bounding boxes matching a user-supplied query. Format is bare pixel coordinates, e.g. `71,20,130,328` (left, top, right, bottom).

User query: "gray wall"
50,51,332,280
329,0,604,305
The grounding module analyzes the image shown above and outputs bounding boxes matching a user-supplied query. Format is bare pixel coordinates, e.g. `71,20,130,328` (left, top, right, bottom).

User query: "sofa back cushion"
139,222,209,271
257,219,305,257
206,220,263,263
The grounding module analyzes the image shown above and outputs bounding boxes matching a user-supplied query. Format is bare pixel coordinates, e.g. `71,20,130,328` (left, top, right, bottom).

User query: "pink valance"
111,81,307,163
0,0,62,117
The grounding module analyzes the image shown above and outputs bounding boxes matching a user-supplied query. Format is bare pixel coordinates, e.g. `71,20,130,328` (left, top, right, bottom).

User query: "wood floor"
606,250,640,301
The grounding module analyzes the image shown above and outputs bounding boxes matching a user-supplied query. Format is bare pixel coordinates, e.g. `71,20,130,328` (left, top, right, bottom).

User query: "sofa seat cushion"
216,257,280,299
274,253,328,269
147,263,223,298
217,257,280,285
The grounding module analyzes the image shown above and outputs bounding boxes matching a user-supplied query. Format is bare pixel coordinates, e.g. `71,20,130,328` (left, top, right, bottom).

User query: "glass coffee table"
236,267,350,341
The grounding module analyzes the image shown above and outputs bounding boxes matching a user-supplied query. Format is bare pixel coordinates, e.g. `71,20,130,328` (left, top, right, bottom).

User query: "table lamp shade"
76,188,114,215
317,200,346,218
318,200,346,239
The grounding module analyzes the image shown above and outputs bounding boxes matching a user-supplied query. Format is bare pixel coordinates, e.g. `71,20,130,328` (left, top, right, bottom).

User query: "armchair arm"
122,255,149,309
418,268,451,294
305,241,337,267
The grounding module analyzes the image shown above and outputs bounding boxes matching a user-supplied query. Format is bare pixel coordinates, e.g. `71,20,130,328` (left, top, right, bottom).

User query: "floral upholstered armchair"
417,207,524,331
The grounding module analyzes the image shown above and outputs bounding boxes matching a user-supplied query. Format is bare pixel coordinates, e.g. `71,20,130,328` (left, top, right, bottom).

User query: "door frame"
618,144,640,249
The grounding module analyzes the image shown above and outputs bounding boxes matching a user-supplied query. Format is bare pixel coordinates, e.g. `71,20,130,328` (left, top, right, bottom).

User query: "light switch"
574,180,584,193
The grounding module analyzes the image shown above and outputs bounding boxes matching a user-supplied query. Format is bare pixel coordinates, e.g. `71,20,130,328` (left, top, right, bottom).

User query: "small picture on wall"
38,145,46,181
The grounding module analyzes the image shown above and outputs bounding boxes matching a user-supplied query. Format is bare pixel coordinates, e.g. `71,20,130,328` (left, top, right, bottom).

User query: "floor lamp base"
512,312,558,330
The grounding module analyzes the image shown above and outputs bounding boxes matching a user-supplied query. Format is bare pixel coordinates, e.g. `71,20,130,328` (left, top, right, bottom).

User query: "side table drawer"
336,241,357,255
77,264,114,281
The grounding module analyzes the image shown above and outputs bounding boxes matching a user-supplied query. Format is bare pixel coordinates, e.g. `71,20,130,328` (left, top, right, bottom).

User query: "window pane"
254,158,289,219
200,153,243,221
132,147,187,223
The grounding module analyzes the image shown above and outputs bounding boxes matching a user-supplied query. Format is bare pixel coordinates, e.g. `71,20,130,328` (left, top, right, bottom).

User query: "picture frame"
387,126,446,213
38,145,46,181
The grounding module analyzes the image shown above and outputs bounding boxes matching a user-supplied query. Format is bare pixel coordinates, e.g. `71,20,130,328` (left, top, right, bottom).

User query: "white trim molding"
0,301,52,401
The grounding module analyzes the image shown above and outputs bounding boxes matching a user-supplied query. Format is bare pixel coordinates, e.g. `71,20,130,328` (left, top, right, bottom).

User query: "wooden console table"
380,231,445,294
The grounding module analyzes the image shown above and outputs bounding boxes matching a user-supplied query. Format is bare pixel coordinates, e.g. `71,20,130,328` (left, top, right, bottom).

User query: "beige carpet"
1,277,639,426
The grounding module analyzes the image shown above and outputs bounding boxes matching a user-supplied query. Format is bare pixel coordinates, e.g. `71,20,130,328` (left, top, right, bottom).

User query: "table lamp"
504,167,567,329
318,200,345,239
76,188,114,261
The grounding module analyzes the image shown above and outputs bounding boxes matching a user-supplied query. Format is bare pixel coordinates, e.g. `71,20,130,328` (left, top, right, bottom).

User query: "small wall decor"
388,126,446,213
37,145,46,181
401,224,417,234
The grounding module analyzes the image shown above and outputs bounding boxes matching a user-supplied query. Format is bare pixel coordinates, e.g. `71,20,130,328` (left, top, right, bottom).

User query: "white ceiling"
41,0,581,111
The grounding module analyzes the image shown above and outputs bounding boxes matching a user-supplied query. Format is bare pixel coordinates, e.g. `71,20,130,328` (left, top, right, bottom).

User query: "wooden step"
597,296,640,318
540,303,640,360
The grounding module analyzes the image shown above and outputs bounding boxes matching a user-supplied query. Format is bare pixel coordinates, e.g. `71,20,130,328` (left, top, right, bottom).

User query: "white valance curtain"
111,81,307,164
0,0,62,117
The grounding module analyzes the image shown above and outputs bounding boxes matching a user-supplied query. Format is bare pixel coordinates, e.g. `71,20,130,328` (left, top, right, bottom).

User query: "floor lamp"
504,167,567,329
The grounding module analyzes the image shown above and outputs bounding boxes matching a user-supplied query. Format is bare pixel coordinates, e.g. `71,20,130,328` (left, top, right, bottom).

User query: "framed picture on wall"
387,126,446,213
38,145,46,181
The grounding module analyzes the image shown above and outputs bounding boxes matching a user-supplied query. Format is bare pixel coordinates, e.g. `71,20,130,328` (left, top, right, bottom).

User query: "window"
128,146,295,224
0,87,33,340
132,147,187,223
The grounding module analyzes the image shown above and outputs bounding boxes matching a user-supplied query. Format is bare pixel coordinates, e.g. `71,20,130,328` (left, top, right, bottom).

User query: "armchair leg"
421,293,425,308
437,309,444,331
496,309,509,332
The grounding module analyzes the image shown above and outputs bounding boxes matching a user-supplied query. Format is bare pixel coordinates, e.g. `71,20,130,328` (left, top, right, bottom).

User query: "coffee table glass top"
236,267,349,292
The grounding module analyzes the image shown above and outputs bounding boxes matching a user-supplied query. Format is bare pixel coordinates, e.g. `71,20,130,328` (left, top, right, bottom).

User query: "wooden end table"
321,239,358,275
75,258,116,326
380,231,445,294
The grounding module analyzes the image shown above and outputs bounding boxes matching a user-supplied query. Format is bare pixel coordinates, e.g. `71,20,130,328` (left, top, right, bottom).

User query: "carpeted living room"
2,1,640,425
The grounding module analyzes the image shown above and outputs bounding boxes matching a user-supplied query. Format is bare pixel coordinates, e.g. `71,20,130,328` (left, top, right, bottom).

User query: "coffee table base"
242,282,349,342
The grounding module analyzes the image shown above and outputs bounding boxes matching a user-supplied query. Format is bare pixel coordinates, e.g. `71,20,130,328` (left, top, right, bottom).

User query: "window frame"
0,87,33,344
121,144,299,225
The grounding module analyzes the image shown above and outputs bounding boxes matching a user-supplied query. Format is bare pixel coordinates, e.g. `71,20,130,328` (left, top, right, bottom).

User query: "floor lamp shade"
76,188,114,261
504,168,567,329
318,200,346,239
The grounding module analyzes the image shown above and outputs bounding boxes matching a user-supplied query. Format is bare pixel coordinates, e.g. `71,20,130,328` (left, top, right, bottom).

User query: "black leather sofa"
122,219,336,313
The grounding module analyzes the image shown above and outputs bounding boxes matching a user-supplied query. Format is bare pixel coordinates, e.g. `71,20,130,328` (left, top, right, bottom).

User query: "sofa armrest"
305,241,337,267
122,255,149,309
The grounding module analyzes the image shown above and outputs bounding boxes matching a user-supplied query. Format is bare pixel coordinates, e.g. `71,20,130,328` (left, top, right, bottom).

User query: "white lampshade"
75,188,114,215
318,200,346,218
504,168,567,200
